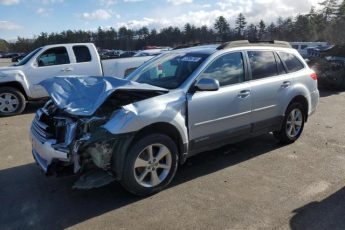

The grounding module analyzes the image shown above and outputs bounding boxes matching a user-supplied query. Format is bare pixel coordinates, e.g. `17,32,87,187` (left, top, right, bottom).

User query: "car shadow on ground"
319,88,344,98
0,134,282,229
22,101,46,115
290,186,345,230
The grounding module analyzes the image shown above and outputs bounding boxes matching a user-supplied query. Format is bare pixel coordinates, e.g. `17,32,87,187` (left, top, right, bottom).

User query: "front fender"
102,91,188,145
0,69,31,97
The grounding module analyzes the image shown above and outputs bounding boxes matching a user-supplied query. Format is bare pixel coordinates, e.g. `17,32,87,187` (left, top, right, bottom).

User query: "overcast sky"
0,0,321,41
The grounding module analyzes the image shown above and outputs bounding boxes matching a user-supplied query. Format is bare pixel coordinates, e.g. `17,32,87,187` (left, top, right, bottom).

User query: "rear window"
278,52,305,72
248,51,278,79
73,45,91,63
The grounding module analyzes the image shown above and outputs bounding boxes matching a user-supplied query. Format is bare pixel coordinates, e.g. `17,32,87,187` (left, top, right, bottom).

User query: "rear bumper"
309,89,319,116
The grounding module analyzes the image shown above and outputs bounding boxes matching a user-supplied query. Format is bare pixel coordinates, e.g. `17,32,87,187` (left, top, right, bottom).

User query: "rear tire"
121,133,179,196
0,87,26,116
274,103,305,144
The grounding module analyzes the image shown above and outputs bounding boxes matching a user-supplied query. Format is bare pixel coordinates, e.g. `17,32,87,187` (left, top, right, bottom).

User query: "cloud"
0,21,21,30
116,0,322,31
41,0,63,4
0,0,20,5
81,9,112,20
100,0,117,6
123,0,144,2
37,7,52,16
201,4,211,8
166,0,193,5
117,17,155,28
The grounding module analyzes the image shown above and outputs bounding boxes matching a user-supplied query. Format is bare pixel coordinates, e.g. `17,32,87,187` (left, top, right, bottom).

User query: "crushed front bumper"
30,109,76,174
31,135,69,173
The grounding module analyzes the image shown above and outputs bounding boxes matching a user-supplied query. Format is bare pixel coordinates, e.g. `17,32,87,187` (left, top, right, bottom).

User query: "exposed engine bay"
31,76,169,189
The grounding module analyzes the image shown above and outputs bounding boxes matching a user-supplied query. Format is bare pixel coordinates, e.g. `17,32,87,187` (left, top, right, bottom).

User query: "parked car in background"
1,52,21,59
290,42,328,58
11,53,27,62
30,40,319,196
308,45,345,89
134,48,169,57
119,51,137,58
100,50,123,60
0,43,157,116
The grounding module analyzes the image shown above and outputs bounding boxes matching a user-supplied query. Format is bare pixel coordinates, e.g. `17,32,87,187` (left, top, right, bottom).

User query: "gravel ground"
0,59,345,229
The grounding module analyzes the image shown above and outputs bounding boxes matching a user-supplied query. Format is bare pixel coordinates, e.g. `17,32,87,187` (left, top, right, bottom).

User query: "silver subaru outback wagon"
30,40,319,195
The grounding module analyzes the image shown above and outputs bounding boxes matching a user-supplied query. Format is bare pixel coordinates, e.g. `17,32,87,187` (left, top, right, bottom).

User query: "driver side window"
199,52,244,87
37,47,70,67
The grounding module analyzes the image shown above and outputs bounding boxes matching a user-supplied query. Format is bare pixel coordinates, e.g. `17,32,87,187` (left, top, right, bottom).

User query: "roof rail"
217,40,292,50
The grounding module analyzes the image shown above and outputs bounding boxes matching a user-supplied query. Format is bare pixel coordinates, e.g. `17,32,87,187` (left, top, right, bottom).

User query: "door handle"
61,67,73,72
238,90,251,98
281,81,291,88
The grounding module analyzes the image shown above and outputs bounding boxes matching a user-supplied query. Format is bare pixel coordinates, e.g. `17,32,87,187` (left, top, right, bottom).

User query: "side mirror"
194,78,220,91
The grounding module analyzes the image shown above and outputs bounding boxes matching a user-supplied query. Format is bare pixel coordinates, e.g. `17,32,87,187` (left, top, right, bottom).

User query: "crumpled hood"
40,76,169,116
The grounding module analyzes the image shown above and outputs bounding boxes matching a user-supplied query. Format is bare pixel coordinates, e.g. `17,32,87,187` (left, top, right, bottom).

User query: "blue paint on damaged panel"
40,76,168,116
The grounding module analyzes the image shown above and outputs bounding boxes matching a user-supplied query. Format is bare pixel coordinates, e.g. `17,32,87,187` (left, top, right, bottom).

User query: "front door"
26,46,75,98
187,52,252,152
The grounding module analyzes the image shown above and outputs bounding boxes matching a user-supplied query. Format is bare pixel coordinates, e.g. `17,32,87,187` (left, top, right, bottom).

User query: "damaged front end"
30,76,168,189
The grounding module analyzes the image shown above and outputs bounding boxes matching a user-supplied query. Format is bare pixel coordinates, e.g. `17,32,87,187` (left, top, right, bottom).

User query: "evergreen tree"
214,16,230,41
235,13,247,38
258,20,266,40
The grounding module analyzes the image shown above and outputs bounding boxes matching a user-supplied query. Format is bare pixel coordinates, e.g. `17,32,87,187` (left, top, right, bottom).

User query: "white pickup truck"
0,43,154,116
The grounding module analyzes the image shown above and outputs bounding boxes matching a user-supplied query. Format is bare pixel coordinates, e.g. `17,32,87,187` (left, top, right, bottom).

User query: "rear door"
68,45,103,76
188,52,252,152
247,50,292,132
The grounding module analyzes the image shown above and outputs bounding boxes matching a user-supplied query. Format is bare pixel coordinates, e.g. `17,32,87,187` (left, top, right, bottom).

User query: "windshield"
128,52,209,89
13,47,43,66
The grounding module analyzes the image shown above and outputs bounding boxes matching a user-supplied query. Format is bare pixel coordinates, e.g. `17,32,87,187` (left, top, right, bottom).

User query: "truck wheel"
274,103,305,144
121,134,179,196
0,87,26,116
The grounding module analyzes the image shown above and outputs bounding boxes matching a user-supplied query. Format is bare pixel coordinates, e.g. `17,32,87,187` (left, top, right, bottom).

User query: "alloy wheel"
133,143,172,188
286,108,303,139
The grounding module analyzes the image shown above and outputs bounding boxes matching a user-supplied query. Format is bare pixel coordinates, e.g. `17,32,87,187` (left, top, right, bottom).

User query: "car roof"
171,41,294,55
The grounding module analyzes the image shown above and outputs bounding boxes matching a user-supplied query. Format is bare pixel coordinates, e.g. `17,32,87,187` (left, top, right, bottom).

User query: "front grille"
31,109,76,145
31,112,54,143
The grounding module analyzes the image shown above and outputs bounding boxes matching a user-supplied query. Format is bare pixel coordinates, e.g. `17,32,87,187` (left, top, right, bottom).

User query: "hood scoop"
40,76,168,116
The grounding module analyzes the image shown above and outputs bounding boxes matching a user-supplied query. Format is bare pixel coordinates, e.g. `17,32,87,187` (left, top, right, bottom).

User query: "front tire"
274,103,305,144
121,134,179,196
0,87,26,116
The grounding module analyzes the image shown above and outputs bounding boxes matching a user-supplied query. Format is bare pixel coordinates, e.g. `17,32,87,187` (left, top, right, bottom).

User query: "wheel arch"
132,122,187,164
287,95,309,122
0,81,28,99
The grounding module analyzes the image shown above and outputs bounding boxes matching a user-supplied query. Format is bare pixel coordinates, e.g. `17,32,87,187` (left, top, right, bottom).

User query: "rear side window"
248,51,278,79
278,52,305,72
199,52,244,87
73,46,91,63
274,53,287,75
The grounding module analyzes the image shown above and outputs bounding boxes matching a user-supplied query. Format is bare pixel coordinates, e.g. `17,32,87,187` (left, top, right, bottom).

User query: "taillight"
310,72,318,80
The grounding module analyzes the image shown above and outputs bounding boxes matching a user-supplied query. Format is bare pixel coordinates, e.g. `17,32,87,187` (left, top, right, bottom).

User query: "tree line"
1,0,345,52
